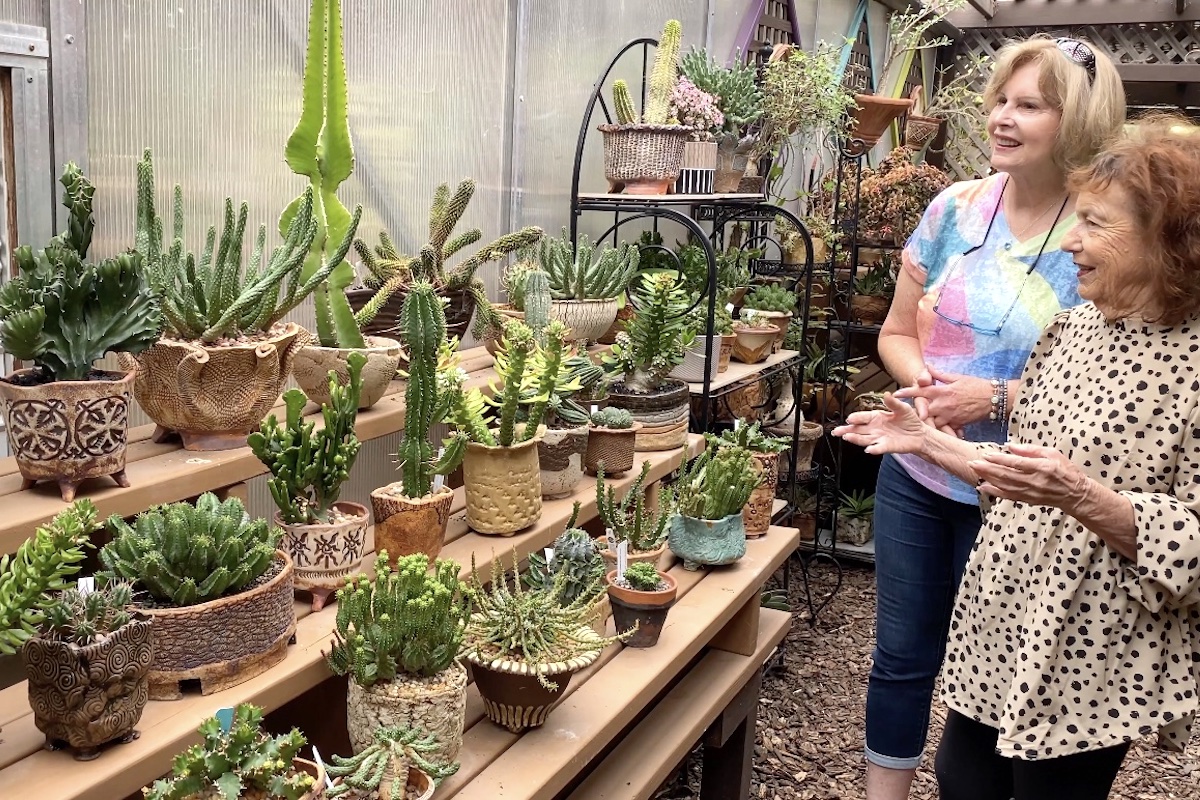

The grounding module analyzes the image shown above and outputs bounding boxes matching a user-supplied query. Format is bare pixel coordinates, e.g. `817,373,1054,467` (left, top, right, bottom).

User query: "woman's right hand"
832,393,929,456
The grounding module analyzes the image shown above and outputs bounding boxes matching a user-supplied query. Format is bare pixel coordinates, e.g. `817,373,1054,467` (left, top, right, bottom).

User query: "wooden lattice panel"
757,0,796,47
844,18,873,93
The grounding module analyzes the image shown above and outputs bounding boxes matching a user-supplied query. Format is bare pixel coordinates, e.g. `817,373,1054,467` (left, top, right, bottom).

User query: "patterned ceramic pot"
743,451,781,537
292,337,403,409
371,485,455,562
462,427,545,535
605,569,678,648
745,310,791,352
346,662,468,761
608,381,689,453
731,325,777,364
548,299,621,345
718,334,735,372
668,513,747,571
276,501,369,611
21,614,153,760
0,368,135,501
538,425,589,500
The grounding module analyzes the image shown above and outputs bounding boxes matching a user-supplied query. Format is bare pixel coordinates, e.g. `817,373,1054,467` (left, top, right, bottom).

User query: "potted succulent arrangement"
532,353,594,501
129,151,335,451
526,511,611,636
0,164,162,500
21,581,152,761
801,342,864,421
712,423,790,538
730,315,779,365
600,20,690,194
680,47,764,192
668,76,724,193
606,561,678,649
851,262,897,325
325,552,470,763
536,231,639,344
675,300,734,380
584,406,641,477
249,352,368,611
595,460,674,569
836,490,875,546
326,725,459,799
473,260,536,355
142,703,323,800
98,493,296,700
741,285,797,352
668,441,760,570
461,552,625,733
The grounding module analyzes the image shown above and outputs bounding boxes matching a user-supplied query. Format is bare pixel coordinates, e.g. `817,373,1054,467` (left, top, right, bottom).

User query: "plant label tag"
616,541,629,581
77,577,95,595
591,404,599,415
734,418,742,430
311,747,335,788
726,302,735,314
544,547,554,567
215,707,234,733
432,448,447,492
605,527,617,553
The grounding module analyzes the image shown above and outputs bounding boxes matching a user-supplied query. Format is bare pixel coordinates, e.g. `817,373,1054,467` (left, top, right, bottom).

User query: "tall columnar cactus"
41,581,134,647
536,230,639,301
99,493,282,607
325,553,468,686
613,79,638,125
522,268,551,340
644,19,683,125
595,461,673,553
282,0,365,350
248,352,366,524
675,442,760,520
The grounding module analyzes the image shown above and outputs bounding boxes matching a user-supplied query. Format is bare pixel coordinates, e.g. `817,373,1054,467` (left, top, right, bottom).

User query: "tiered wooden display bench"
0,346,798,800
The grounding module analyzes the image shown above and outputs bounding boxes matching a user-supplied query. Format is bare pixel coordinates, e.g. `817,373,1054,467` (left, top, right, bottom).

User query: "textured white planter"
669,335,720,384
292,336,402,409
548,298,621,345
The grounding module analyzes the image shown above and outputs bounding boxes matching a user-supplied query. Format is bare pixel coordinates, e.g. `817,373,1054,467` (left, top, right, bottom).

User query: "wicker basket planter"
732,324,778,364
120,323,307,451
598,123,691,195
138,550,297,700
0,368,135,502
669,335,720,384
276,502,369,612
851,94,914,147
346,662,468,762
462,428,545,535
291,337,403,409
21,615,153,761
605,569,678,648
346,286,477,343
548,298,621,345
584,421,641,476
743,451,782,538
370,485,455,562
668,513,747,571
539,424,589,500
608,380,689,452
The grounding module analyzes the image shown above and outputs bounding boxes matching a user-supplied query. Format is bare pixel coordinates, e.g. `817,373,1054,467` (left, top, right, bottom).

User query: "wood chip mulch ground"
656,557,1200,799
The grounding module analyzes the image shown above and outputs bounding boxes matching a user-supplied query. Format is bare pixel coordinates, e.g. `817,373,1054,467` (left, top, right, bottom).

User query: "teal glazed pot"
668,512,747,571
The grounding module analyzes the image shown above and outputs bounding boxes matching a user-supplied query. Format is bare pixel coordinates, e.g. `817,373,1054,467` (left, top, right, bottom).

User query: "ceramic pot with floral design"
276,501,369,611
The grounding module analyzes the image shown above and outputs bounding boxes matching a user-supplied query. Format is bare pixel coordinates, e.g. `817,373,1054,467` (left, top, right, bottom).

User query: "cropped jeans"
864,455,982,769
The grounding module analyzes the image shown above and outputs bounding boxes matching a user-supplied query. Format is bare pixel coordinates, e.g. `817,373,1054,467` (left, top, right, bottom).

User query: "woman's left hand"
894,365,995,431
971,442,1091,511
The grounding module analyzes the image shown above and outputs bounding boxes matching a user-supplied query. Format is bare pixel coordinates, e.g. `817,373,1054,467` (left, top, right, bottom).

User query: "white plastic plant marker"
726,302,735,314
544,547,554,567
311,747,334,788
734,418,742,430
591,404,599,415
215,707,234,733
616,540,629,582
77,576,95,595
432,447,446,492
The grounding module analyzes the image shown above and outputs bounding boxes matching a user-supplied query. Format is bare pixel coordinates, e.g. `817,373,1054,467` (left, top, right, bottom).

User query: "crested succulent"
535,230,639,301
248,352,366,524
325,552,467,687
526,504,606,607
325,725,460,797
621,562,666,592
743,284,798,314
99,493,282,607
40,581,135,647
596,460,674,553
0,163,162,381
603,272,696,393
590,407,634,430
675,441,760,520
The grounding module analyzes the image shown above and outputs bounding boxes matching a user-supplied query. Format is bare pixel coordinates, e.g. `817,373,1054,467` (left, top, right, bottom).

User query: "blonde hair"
983,35,1126,174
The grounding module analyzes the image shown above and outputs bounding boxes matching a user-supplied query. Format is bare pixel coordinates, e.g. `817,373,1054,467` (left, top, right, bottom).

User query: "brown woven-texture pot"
21,615,153,760
120,323,307,451
605,570,678,648
462,429,544,535
346,662,468,762
0,368,135,501
276,502,369,611
599,123,691,194
608,381,689,453
905,113,943,150
539,425,589,500
584,423,640,476
371,485,454,562
347,286,476,342
291,337,402,409
744,451,781,537
851,294,892,325
140,550,297,700
851,94,914,147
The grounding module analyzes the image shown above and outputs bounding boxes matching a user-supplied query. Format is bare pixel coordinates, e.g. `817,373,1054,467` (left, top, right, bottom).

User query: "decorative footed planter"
548,298,620,345
292,337,403,409
539,425,589,500
277,502,369,611
139,550,297,700
120,323,307,451
668,513,747,571
599,124,691,195
743,451,781,538
746,310,791,352
608,380,689,452
732,325,778,364
605,570,677,648
0,368,136,501
669,335,720,384
370,485,455,562
462,428,545,535
584,421,641,476
346,662,468,762
21,615,153,761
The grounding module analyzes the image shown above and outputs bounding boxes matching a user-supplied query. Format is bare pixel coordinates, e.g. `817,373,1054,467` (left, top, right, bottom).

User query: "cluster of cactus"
590,406,634,430
499,259,539,312
596,461,673,553
526,504,606,607
99,493,281,607
684,298,734,336
40,581,134,647
605,272,696,393
679,47,764,134
710,421,790,454
0,501,94,655
675,442,760,520
142,704,313,800
0,163,162,381
249,352,366,524
621,562,666,593
136,151,336,343
325,553,468,687
535,230,639,301
326,725,460,797
743,284,798,314
612,20,682,125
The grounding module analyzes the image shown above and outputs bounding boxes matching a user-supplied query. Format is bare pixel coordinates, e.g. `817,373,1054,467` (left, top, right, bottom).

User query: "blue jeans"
865,455,982,769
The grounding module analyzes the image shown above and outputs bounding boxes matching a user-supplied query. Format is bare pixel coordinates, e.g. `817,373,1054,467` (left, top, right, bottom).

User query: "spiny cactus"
136,150,333,343
596,461,674,553
326,725,460,796
325,553,467,686
645,20,683,125
621,562,666,592
590,406,634,430
603,272,696,393
99,493,281,607
743,284,798,314
0,501,94,655
675,442,760,520
613,79,638,125
500,259,539,312
523,269,552,340
248,352,366,524
41,581,134,647
536,230,639,301
526,508,606,607
142,704,313,800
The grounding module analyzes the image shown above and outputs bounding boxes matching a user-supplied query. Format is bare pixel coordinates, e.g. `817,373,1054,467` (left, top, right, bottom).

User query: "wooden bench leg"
699,667,763,800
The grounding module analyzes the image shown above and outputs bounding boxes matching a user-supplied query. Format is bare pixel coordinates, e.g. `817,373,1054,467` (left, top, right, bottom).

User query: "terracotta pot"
805,382,847,422
714,133,754,193
598,539,666,571
608,380,689,452
668,513,747,571
598,123,690,195
346,662,467,761
0,368,135,501
548,298,621,345
539,425,589,500
605,569,677,648
291,337,403,409
138,550,297,700
727,286,749,306
370,485,454,562
669,335,720,384
21,615,153,761
743,310,791,352
743,451,781,538
462,427,545,535
850,94,914,147
789,420,825,476
851,294,892,326
291,758,327,800
732,325,778,364
584,422,641,476
120,323,307,451
276,502,369,612
718,334,735,372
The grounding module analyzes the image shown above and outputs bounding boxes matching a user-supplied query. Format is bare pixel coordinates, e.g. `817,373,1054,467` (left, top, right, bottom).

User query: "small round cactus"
591,406,634,430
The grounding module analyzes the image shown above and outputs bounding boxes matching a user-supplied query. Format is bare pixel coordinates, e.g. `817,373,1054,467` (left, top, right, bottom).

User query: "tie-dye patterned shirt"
894,173,1083,505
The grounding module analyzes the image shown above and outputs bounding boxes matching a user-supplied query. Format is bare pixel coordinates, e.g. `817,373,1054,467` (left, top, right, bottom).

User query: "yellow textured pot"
462,427,545,535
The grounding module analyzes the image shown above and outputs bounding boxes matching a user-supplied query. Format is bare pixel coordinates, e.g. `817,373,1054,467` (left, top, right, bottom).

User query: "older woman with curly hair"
835,118,1200,799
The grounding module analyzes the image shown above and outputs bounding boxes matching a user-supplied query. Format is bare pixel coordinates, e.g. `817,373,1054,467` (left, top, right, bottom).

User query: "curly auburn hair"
1069,115,1200,326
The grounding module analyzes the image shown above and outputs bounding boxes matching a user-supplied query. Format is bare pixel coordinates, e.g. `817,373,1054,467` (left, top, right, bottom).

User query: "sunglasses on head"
1055,37,1096,84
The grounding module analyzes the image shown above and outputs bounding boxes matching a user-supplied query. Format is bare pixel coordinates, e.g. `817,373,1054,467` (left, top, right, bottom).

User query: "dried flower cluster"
669,77,724,141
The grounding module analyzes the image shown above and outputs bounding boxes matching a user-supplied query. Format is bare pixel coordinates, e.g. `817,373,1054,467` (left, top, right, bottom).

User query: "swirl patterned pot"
0,368,136,501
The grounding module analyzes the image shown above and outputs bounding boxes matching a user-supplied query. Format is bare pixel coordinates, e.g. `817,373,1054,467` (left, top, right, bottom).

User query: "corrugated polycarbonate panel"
0,0,42,27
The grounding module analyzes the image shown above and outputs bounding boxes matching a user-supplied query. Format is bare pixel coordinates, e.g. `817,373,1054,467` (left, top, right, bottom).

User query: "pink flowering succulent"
669,77,724,141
